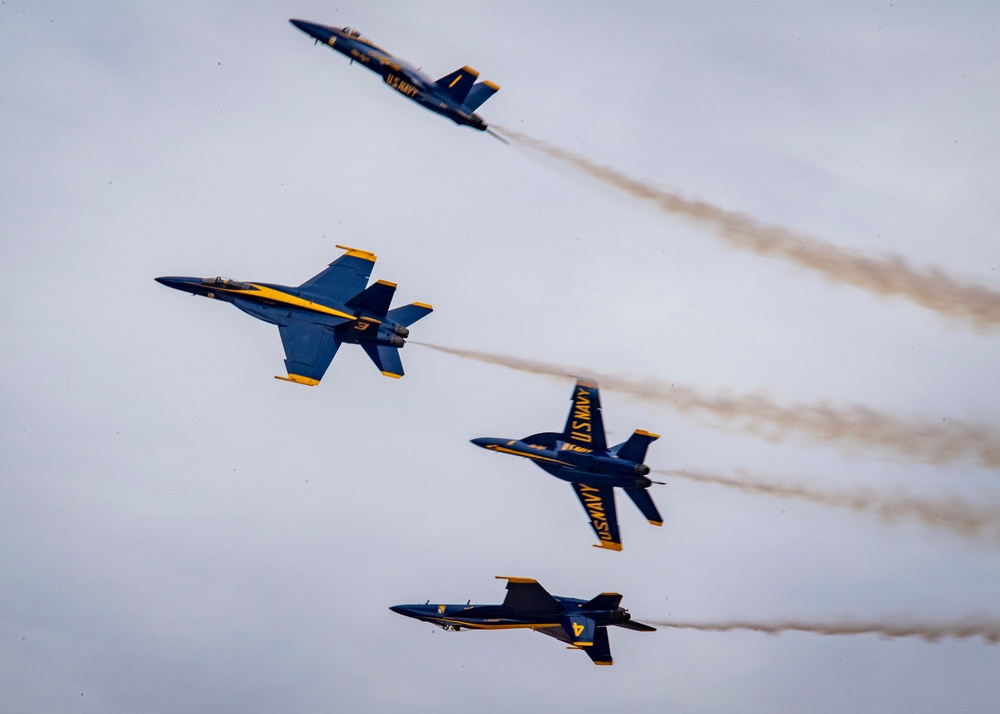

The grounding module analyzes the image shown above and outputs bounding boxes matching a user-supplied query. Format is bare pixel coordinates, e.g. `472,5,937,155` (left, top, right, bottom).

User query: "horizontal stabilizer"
617,619,656,632
462,80,500,111
345,279,396,317
361,343,404,379
614,429,659,463
625,487,663,526
433,66,478,104
584,627,613,666
386,302,433,327
581,592,623,611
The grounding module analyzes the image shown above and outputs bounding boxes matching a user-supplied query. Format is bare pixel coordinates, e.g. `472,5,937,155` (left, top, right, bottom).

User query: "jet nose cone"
389,605,420,618
470,437,496,449
289,18,331,42
155,276,192,291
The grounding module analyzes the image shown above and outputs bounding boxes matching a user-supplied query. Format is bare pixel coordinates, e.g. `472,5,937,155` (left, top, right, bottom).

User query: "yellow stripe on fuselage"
486,444,568,465
217,284,358,321
437,619,561,631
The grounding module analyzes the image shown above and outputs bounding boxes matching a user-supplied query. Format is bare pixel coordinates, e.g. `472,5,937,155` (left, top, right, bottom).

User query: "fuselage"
289,19,489,130
389,599,631,632
470,436,653,488
154,276,408,348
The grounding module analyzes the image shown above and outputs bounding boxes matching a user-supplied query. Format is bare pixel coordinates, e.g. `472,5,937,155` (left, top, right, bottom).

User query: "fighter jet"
472,379,662,551
289,19,500,132
391,576,655,666
156,246,431,385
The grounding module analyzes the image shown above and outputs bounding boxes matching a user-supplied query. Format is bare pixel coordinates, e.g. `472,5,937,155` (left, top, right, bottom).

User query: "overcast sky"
2,1,999,712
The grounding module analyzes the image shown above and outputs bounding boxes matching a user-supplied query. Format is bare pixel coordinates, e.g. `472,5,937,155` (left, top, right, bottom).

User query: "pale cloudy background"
2,1,999,712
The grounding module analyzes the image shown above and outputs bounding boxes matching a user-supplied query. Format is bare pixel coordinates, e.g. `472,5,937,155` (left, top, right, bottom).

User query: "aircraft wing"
496,577,563,615
571,483,622,551
563,379,607,451
297,245,376,304
275,322,341,386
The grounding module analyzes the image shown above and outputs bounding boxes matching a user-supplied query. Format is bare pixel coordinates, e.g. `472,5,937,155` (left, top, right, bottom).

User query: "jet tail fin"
613,430,659,463
433,66,479,104
386,302,433,327
361,343,404,379
463,80,500,111
345,279,396,317
581,592,623,611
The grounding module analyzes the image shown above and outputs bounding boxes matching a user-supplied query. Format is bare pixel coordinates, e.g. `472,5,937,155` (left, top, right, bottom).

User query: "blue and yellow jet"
156,246,432,385
289,19,500,132
390,576,655,666
472,379,662,551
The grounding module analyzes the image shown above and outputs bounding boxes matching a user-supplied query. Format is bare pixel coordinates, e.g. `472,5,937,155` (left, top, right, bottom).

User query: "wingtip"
275,374,320,386
335,244,377,262
593,542,623,552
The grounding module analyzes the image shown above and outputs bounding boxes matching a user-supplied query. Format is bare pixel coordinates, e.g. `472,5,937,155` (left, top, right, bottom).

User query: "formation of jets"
157,19,662,665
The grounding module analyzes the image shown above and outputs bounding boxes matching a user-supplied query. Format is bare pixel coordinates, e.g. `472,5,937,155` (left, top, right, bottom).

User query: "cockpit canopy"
341,26,362,38
201,276,252,291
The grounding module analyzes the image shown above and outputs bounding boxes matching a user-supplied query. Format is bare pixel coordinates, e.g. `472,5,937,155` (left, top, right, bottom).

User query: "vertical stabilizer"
613,430,659,463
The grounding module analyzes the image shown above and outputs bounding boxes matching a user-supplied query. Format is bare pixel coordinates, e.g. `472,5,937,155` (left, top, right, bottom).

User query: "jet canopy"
201,276,252,291
342,27,362,38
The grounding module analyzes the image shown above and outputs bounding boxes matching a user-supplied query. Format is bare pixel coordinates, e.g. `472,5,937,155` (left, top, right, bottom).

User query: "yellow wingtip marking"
575,377,599,388
594,661,614,666
412,302,433,310
335,244,377,261
593,542,623,552
462,65,479,76
483,80,500,90
495,576,536,583
375,279,397,288
649,520,663,527
275,374,320,386
635,429,660,439
381,371,403,379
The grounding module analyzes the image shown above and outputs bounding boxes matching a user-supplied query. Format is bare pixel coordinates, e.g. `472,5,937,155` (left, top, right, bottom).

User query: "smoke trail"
650,617,1000,643
496,127,1000,332
414,342,1000,470
659,468,1000,541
